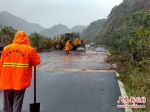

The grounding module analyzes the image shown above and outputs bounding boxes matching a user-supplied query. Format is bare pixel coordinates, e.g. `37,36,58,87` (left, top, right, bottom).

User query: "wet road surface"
0,47,124,112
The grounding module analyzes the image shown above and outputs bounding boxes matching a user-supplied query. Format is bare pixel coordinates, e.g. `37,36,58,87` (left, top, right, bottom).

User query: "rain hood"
12,31,30,46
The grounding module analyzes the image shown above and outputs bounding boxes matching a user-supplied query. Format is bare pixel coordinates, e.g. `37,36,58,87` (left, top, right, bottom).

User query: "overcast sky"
0,0,123,29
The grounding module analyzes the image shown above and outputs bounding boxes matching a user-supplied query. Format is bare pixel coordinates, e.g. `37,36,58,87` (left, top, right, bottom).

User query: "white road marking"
116,73,133,112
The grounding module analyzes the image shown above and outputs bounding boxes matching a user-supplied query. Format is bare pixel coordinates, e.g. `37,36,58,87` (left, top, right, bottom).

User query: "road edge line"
116,72,133,112
106,50,111,55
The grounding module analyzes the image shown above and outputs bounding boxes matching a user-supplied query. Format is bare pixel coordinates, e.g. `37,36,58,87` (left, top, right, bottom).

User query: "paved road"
0,48,124,112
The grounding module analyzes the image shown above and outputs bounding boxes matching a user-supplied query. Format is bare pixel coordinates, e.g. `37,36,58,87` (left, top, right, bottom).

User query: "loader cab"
64,33,74,43
64,33,73,39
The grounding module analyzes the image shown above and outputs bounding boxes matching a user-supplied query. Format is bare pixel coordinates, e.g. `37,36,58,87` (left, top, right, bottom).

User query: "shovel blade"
30,103,40,112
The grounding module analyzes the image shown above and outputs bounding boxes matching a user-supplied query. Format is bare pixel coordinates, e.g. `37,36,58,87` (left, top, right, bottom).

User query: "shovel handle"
34,66,36,103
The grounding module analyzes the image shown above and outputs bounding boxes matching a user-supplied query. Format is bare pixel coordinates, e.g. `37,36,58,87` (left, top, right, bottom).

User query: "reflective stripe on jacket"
3,62,30,67
0,31,41,90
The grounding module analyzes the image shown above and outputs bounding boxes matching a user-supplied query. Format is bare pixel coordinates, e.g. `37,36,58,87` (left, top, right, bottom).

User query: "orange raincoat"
0,31,41,90
84,41,86,45
65,40,70,51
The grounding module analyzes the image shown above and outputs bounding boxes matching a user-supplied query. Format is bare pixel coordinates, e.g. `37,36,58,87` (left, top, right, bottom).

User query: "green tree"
0,26,17,44
29,32,43,48
29,32,53,51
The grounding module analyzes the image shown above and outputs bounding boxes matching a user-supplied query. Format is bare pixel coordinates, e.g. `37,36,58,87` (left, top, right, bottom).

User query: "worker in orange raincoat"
65,40,70,54
84,41,86,47
0,31,41,112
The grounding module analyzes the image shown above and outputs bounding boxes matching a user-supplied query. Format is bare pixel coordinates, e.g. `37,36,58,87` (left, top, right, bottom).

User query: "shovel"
30,66,40,112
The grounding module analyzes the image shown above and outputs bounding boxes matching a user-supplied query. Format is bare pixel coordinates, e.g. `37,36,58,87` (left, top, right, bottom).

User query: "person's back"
0,31,41,112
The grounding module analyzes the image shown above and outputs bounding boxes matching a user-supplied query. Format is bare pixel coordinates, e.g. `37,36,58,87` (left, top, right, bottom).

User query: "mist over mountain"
71,25,87,32
39,24,87,38
0,11,45,34
0,11,88,38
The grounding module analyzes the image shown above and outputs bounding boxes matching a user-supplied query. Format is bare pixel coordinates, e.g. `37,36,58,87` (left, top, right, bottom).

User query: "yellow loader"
52,33,84,50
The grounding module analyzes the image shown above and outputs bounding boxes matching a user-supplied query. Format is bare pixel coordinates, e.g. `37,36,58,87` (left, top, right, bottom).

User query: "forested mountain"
100,0,149,39
39,24,87,38
76,0,149,43
0,11,45,35
39,24,70,38
80,19,107,42
98,1,150,111
99,0,150,56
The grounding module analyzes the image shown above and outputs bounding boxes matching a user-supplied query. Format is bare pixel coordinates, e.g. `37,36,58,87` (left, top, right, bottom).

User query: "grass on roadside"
106,47,150,112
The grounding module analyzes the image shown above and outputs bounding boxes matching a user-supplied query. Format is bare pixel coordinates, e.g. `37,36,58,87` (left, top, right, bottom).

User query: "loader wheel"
74,46,77,50
55,43,62,50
